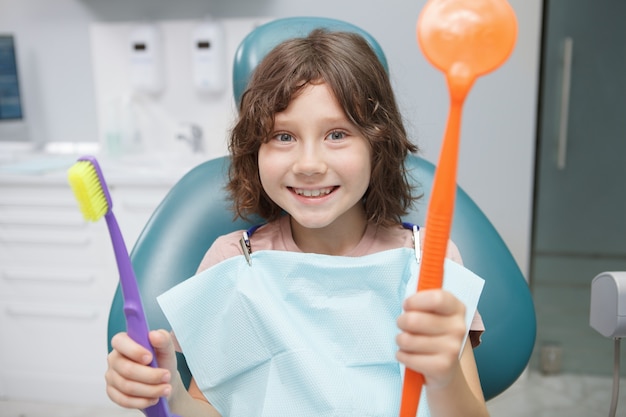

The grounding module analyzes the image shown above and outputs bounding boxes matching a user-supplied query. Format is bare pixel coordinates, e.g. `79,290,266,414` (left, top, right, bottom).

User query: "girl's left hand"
395,289,467,389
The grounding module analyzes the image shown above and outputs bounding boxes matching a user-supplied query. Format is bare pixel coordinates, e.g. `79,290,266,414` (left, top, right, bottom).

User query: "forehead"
275,83,346,121
274,83,354,129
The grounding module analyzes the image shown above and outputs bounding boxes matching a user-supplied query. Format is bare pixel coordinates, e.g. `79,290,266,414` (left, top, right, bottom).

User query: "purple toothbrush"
70,156,180,417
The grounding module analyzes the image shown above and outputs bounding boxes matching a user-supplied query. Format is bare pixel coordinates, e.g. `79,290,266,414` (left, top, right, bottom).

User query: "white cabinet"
0,172,173,405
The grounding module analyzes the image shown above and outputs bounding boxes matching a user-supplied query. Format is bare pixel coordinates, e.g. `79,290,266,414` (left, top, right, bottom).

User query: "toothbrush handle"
105,212,178,417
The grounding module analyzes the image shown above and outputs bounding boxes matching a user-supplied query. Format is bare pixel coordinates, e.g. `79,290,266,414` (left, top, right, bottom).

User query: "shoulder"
365,223,413,253
195,218,289,273
442,237,463,265
195,230,245,273
369,224,463,265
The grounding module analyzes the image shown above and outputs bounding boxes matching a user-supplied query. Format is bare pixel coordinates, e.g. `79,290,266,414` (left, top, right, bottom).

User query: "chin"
289,215,336,230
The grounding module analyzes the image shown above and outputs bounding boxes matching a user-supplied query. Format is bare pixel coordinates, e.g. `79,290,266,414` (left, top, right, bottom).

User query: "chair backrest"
107,17,536,401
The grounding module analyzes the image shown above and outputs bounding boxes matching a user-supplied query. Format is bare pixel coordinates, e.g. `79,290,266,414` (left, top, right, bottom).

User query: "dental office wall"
0,0,541,403
0,0,542,278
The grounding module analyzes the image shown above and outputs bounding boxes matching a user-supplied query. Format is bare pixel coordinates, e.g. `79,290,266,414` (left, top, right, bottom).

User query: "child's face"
258,82,371,231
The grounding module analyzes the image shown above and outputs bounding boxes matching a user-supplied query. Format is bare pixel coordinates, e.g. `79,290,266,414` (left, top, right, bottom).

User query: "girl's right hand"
105,329,181,410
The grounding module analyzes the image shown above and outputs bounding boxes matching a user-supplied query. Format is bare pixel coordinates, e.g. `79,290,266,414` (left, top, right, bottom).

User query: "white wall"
0,0,543,276
89,18,270,163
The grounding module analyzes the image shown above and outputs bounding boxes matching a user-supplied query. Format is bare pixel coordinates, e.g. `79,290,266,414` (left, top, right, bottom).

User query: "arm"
105,330,221,417
396,290,489,417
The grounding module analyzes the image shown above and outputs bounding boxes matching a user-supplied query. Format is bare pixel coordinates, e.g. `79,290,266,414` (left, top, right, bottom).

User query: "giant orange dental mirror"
399,1,517,416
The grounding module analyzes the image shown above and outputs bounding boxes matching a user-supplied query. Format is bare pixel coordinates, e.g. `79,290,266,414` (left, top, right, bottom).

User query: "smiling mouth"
291,186,336,197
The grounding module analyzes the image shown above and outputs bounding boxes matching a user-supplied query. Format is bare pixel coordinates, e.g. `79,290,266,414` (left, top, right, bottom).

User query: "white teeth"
294,187,333,197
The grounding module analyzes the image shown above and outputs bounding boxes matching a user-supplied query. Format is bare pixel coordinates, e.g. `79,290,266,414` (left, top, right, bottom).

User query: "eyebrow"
273,113,354,127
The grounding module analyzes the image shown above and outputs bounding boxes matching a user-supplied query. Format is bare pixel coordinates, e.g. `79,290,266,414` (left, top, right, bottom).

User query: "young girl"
105,29,488,417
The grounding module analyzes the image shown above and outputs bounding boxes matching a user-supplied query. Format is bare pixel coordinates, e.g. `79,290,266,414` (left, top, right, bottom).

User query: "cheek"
358,161,373,191
352,147,372,188
334,152,371,194
257,146,280,190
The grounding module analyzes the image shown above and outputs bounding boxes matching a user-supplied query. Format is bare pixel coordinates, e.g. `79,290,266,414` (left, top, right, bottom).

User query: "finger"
397,310,466,337
110,332,154,365
106,363,171,397
107,347,171,386
403,290,465,316
397,330,442,350
396,348,441,371
396,331,463,356
149,329,178,375
396,349,461,389
106,382,165,410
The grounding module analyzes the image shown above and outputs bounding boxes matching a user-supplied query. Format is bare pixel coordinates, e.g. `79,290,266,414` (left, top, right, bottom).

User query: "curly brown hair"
227,29,419,226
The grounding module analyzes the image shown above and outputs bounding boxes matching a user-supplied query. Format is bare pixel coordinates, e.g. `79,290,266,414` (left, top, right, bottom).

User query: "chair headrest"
232,16,389,108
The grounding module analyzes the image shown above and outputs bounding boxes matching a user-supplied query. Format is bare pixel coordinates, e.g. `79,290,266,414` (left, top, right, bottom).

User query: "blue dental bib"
158,248,484,417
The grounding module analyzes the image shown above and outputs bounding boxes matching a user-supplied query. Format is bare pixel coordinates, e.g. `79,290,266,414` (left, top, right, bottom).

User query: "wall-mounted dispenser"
590,271,626,338
191,19,226,94
129,24,164,94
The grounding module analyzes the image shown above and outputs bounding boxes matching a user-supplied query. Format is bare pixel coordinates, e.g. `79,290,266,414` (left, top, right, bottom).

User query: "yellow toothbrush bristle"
67,160,109,221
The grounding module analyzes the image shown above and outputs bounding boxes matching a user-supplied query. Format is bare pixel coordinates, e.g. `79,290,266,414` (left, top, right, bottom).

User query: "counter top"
0,150,219,186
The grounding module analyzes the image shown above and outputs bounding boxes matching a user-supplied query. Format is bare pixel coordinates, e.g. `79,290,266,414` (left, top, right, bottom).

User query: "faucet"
176,123,204,153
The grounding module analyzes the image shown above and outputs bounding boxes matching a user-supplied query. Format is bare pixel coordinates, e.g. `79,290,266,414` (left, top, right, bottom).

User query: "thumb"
149,329,178,375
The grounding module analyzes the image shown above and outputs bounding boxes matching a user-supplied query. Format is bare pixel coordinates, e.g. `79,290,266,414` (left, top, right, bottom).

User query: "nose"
292,142,327,176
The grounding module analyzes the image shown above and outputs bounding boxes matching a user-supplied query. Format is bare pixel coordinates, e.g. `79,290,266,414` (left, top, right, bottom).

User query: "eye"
274,133,294,142
327,130,346,141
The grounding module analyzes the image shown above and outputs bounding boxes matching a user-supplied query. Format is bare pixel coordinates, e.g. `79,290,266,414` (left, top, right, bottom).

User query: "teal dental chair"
107,17,536,402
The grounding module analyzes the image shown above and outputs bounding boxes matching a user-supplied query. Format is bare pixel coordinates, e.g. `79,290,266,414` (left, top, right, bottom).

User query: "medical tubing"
105,211,175,417
399,90,463,417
